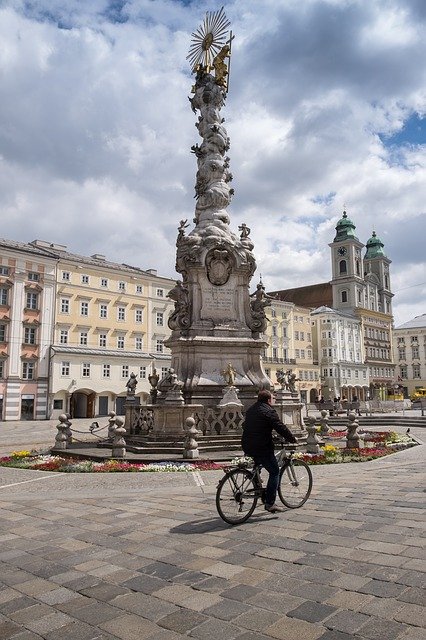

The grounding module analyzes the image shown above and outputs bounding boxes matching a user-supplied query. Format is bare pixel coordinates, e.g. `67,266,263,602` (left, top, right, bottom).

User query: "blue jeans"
253,450,280,506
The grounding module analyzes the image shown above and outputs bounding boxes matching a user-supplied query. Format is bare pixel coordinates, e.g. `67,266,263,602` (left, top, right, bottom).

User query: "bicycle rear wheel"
278,458,312,508
216,468,258,525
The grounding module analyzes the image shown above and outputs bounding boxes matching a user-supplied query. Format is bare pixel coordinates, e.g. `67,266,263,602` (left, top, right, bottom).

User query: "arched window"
356,260,360,276
341,290,348,303
339,260,347,274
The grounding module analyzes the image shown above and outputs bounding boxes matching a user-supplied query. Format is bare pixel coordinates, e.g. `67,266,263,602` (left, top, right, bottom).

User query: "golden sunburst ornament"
187,6,231,72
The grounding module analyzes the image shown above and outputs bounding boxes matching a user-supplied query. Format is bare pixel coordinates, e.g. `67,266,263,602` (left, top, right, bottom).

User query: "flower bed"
0,452,222,473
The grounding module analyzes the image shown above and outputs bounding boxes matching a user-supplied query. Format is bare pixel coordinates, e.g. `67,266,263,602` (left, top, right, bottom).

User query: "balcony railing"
262,357,296,365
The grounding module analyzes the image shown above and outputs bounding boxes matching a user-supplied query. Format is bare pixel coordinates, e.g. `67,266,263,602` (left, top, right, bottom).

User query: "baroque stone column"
165,15,270,408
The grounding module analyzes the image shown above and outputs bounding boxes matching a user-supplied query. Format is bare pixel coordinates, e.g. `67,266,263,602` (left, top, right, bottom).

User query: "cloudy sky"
0,0,425,327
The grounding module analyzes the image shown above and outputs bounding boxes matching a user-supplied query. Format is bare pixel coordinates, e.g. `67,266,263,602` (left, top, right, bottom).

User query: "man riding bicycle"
242,389,297,513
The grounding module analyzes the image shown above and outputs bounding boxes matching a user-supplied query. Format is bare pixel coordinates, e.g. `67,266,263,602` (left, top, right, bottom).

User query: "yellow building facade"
263,300,320,403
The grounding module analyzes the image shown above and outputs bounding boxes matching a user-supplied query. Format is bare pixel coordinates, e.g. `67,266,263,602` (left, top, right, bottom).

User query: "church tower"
364,231,393,315
329,211,366,310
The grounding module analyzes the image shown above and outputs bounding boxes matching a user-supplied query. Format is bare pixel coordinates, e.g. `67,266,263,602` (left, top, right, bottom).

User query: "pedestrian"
241,389,297,513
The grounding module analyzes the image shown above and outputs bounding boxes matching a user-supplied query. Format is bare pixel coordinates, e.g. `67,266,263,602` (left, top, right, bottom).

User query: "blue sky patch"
381,113,426,148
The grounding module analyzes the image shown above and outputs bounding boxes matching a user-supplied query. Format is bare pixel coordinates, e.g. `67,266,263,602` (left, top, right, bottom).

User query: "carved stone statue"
222,363,237,387
148,367,159,404
158,368,183,393
248,280,274,336
126,373,137,396
167,280,191,332
238,223,250,239
286,370,300,394
276,368,287,388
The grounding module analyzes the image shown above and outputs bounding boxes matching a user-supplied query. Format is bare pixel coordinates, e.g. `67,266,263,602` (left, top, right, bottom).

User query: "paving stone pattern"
0,440,424,639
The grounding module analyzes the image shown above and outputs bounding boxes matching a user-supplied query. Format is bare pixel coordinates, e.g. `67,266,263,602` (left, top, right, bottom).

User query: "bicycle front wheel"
216,468,258,525
278,458,312,508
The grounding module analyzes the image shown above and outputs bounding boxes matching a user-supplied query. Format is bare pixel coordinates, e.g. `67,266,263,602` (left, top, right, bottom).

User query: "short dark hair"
257,389,272,403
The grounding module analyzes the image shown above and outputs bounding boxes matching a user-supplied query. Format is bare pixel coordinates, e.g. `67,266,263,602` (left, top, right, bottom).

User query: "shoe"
264,503,285,513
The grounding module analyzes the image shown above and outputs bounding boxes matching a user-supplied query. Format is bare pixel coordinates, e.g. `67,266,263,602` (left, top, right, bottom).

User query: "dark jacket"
241,400,297,457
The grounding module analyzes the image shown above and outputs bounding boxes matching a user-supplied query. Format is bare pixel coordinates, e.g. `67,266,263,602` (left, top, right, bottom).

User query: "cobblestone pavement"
0,434,425,640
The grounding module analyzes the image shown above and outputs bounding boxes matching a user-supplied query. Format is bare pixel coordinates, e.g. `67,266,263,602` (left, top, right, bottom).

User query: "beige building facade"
0,239,57,420
263,300,320,403
393,314,426,399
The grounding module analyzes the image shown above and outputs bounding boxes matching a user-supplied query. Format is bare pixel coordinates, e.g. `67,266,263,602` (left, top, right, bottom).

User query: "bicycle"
215,443,313,525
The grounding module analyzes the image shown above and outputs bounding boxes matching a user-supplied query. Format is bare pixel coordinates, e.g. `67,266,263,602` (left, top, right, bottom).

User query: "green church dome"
334,210,359,242
365,231,386,259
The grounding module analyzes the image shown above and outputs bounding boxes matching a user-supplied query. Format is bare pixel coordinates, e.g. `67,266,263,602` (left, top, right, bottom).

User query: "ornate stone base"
149,403,204,437
167,335,270,409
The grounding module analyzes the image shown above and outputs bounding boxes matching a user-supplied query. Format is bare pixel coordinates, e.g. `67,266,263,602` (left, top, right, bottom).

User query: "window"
156,288,164,297
412,346,419,359
0,266,9,275
156,339,164,353
0,324,6,342
24,291,40,317
79,332,88,346
81,274,89,284
295,349,300,358
60,298,69,313
156,312,164,326
300,349,305,359
59,330,68,344
136,285,143,294
282,312,287,319
300,331,305,340
53,400,63,410
118,281,126,292
307,333,311,341
103,364,110,378
283,327,287,338
413,364,421,379
24,327,36,344
161,367,169,377
272,347,278,359
117,307,126,321
339,260,347,274
139,366,146,379
61,361,70,376
341,290,348,303
135,309,143,323
101,278,108,288
117,336,125,349
22,362,34,380
272,326,277,337
28,272,39,281
99,333,107,347
99,304,108,319
295,331,299,340
135,337,143,350
122,365,129,378
80,301,89,316
0,288,8,305
271,309,276,318
62,271,70,281
82,363,91,378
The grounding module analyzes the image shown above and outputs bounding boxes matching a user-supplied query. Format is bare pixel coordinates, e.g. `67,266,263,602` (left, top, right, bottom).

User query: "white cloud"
0,0,425,325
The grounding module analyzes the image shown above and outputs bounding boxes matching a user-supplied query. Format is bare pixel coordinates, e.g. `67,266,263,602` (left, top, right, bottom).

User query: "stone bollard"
319,409,330,436
111,417,127,459
107,411,117,440
65,414,73,446
55,414,69,450
305,416,321,454
183,417,199,459
346,412,360,449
